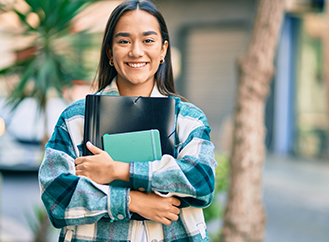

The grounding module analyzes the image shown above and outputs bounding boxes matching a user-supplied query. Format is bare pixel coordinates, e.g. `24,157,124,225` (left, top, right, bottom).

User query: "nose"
130,41,144,57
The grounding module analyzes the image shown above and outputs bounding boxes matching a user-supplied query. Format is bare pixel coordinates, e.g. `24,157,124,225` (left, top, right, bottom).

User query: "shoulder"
171,96,207,121
53,99,85,130
60,99,86,120
171,96,212,143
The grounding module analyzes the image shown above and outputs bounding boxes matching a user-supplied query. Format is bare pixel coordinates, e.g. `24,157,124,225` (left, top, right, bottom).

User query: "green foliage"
203,153,229,241
0,0,93,109
203,153,229,222
25,204,47,234
214,153,230,192
25,204,52,242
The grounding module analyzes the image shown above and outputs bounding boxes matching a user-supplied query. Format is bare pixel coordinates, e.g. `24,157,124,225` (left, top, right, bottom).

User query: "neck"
117,80,154,97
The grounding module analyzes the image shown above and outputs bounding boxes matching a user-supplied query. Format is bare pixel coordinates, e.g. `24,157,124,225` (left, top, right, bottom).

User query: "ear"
160,40,169,59
106,44,112,60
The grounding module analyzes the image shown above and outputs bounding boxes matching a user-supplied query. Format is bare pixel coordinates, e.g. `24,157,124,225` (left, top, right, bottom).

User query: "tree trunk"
220,1,286,242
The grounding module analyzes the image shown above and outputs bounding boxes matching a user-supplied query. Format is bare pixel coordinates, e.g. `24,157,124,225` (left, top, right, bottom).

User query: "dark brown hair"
95,0,184,99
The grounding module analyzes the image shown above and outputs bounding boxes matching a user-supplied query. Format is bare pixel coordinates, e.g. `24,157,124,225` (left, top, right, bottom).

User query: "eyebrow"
114,31,158,38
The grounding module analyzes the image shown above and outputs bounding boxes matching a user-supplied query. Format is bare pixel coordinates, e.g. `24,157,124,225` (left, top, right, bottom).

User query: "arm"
75,142,181,225
129,100,217,208
78,100,217,208
129,191,180,226
39,109,131,228
75,141,130,184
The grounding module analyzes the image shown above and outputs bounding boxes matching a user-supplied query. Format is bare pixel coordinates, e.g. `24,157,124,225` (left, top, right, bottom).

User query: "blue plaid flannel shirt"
39,84,217,242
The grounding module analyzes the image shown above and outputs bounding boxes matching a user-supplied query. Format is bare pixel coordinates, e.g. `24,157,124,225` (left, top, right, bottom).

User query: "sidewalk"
264,155,329,242
1,155,329,242
0,217,32,242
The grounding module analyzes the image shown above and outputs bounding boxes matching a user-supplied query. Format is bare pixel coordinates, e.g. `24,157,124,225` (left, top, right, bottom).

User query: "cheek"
113,56,122,66
111,47,125,62
113,54,126,70
151,50,161,64
152,55,161,68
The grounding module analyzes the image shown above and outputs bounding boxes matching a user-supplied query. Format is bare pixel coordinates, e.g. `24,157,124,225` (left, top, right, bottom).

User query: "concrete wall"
157,0,257,149
157,0,256,45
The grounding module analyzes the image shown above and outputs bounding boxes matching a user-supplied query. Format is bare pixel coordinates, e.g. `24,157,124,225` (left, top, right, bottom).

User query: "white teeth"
127,63,146,68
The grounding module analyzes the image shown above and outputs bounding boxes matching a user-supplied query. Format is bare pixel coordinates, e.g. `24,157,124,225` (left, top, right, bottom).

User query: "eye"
144,39,155,44
118,40,129,44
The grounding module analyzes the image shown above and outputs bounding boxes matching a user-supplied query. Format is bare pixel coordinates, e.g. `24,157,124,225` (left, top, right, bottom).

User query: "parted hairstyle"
96,0,183,99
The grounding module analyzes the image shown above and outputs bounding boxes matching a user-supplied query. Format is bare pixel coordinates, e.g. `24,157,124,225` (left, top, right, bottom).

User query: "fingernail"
87,141,92,147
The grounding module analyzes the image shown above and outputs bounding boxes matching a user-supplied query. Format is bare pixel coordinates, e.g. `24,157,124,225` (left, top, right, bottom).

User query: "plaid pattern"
39,83,217,242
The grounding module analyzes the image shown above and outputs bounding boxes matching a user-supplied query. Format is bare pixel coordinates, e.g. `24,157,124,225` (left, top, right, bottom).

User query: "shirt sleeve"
39,110,131,229
129,100,217,208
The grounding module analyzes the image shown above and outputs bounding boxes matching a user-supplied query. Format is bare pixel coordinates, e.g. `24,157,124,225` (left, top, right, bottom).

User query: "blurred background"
0,0,328,241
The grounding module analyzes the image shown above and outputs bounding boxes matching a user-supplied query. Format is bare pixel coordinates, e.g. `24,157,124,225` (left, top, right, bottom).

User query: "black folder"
83,95,176,220
83,94,176,158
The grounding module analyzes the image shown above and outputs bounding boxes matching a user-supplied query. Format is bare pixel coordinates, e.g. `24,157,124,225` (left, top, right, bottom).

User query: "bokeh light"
0,117,5,136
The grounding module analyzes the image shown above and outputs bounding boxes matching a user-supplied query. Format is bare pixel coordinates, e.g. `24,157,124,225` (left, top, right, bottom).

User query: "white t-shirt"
137,222,147,241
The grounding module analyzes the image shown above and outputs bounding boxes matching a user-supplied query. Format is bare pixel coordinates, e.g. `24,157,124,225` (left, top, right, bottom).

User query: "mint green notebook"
103,129,162,162
103,129,162,187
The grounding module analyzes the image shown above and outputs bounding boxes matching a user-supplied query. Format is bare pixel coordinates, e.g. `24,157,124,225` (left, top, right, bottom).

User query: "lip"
125,62,148,69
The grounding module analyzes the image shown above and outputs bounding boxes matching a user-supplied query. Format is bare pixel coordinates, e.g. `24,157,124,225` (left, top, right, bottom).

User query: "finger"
161,218,172,226
171,198,181,207
171,206,180,215
76,173,86,178
75,170,82,176
166,213,179,222
76,170,88,177
75,164,82,170
172,214,179,221
86,141,102,155
75,157,83,165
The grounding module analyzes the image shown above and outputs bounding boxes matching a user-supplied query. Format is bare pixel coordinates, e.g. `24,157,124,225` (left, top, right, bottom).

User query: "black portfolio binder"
83,94,176,157
83,95,176,221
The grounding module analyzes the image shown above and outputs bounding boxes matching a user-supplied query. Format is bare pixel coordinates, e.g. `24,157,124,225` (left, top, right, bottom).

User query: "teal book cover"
103,129,162,162
103,129,162,187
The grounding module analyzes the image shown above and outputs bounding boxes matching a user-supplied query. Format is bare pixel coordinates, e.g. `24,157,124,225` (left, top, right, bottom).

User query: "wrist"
113,161,130,182
128,190,139,212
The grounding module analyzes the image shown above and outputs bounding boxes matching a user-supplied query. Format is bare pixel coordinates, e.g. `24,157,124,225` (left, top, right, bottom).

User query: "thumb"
86,141,102,155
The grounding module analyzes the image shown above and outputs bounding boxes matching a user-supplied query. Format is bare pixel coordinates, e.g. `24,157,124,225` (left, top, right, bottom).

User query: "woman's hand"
75,141,130,184
129,191,181,226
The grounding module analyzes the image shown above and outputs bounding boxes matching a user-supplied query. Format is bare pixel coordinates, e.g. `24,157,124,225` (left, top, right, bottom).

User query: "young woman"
39,0,217,241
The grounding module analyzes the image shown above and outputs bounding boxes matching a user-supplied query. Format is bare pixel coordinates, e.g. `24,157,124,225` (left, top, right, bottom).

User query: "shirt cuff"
108,186,131,221
129,161,151,193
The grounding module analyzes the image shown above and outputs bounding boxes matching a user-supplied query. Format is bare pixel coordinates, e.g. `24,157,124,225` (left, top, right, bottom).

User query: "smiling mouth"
126,62,147,68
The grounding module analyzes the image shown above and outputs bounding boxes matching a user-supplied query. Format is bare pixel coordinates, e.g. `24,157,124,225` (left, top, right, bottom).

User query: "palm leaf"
1,0,94,113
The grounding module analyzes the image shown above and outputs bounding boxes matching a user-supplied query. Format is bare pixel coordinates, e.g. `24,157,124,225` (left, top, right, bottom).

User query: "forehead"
114,10,161,35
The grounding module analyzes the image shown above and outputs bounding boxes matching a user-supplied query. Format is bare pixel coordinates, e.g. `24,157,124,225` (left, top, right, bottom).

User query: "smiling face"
107,10,168,96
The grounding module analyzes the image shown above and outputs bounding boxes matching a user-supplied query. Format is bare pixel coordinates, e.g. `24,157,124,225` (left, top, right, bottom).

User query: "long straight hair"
95,0,184,100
